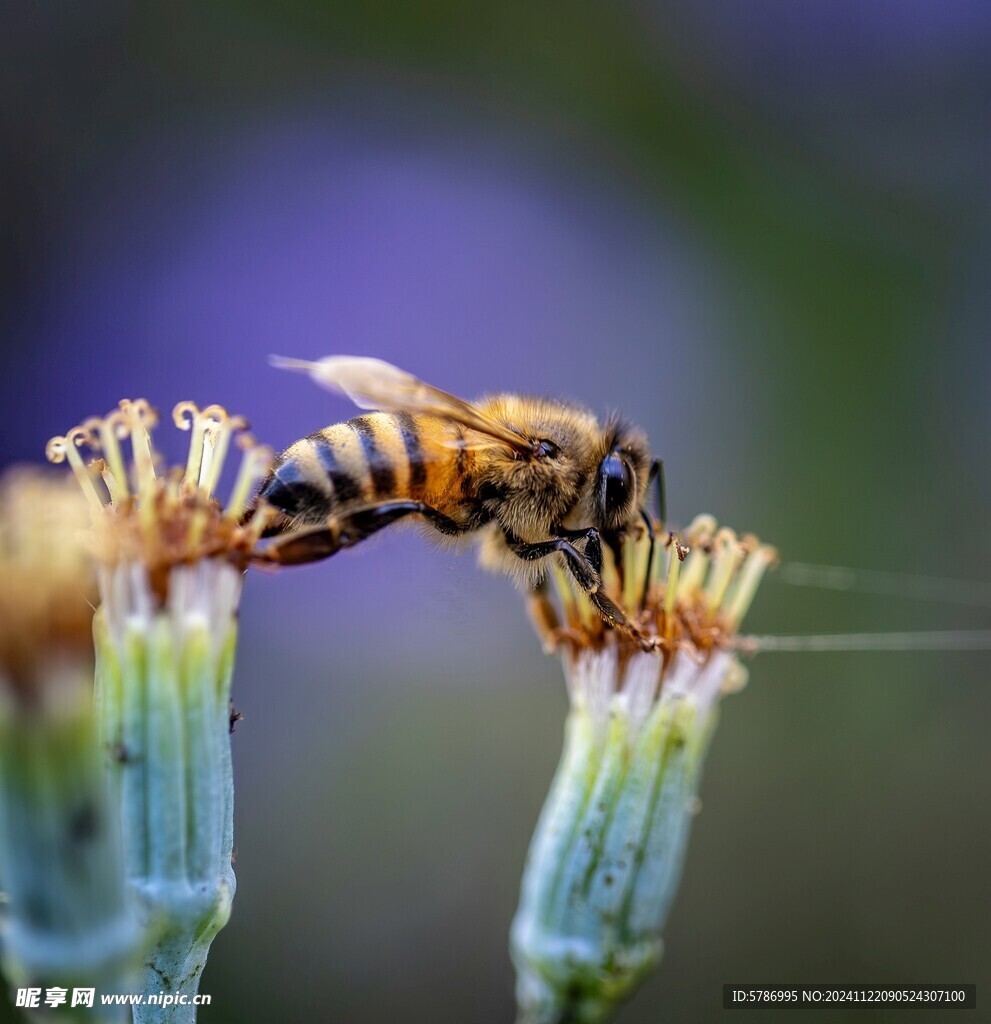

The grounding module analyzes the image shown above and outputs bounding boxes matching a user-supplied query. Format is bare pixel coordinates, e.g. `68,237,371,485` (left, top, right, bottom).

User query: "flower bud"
0,468,141,1018
513,518,774,1024
48,401,273,1021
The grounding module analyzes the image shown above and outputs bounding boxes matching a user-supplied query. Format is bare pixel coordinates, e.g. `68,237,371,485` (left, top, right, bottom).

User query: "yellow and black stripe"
259,411,478,525
394,411,428,495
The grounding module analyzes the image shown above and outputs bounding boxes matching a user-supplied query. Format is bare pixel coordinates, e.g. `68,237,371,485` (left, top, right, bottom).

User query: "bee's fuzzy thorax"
475,394,604,541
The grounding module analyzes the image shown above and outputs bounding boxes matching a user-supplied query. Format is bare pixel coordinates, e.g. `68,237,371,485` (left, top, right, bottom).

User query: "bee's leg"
507,533,600,592
507,530,655,650
264,500,465,565
552,526,657,648
587,589,655,649
552,526,635,615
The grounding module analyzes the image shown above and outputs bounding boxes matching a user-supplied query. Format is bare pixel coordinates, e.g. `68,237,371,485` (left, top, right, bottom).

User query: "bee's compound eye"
537,438,560,459
598,452,632,513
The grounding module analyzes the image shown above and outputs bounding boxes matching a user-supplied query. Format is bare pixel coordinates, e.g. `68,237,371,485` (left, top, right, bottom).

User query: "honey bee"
256,356,665,648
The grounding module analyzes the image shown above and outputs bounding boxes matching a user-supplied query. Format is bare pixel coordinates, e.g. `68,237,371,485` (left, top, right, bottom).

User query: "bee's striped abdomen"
259,448,330,526
259,411,478,528
348,415,399,498
336,411,463,510
394,411,428,496
307,429,364,505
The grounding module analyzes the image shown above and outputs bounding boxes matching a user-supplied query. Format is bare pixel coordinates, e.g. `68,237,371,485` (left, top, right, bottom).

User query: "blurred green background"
1,2,989,1021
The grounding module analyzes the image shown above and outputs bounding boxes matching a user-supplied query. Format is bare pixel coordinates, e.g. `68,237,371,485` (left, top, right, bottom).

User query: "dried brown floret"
532,513,778,690
0,468,96,696
47,399,275,605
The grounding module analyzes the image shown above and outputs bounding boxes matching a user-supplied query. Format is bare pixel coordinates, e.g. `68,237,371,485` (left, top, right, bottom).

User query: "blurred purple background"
2,3,990,1022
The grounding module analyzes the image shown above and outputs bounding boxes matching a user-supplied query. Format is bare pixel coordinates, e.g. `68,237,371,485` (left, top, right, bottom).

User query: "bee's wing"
271,355,531,451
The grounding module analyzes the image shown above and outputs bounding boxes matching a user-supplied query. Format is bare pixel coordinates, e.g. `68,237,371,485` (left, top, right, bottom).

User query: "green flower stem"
94,562,239,1023
0,674,141,1023
511,651,727,1024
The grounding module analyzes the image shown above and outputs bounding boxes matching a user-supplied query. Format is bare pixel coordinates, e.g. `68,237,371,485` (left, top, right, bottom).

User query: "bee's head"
594,420,650,530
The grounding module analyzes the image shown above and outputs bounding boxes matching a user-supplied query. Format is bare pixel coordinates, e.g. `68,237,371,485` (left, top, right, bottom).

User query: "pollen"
536,513,778,687
46,400,276,603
